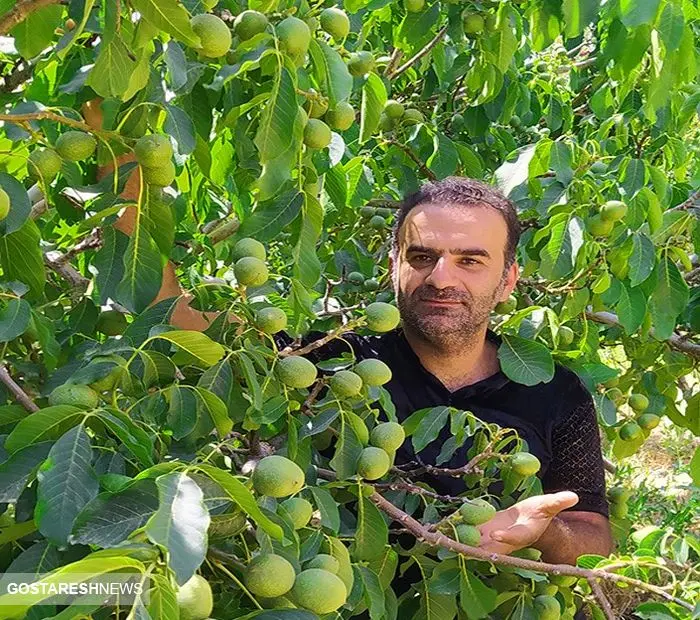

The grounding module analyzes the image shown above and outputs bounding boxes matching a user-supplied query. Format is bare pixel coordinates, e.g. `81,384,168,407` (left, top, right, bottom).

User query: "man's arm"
477,495,613,564
534,510,613,564
479,374,613,564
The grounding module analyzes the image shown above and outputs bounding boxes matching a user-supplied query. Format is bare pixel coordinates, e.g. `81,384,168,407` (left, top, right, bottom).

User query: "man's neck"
402,325,500,392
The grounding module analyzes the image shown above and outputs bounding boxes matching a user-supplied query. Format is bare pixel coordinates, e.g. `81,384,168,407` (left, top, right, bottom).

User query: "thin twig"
54,229,103,265
43,251,90,295
0,0,62,35
588,578,615,620
0,111,120,141
278,317,365,358
388,26,448,79
0,365,39,412
398,450,493,478
374,479,464,503
0,60,34,93
668,188,700,212
586,311,700,360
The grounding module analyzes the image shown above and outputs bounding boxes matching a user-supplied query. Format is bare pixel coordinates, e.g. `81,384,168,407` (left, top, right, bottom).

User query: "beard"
396,281,504,351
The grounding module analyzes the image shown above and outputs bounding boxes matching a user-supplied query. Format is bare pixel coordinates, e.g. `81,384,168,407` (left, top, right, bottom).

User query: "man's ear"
499,261,519,302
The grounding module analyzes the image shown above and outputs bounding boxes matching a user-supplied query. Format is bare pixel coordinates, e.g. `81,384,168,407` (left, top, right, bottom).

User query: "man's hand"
477,491,579,555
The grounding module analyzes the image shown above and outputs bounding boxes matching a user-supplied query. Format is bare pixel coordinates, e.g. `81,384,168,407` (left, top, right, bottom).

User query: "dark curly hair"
389,176,521,270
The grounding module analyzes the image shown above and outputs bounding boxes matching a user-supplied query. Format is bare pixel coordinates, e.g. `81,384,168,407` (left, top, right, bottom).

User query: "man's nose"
424,257,458,289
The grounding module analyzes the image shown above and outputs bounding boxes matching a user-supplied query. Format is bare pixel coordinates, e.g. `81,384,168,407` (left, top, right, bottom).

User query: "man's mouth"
421,299,462,305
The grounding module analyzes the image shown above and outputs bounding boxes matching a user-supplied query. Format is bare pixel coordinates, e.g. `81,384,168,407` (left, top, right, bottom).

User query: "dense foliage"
0,0,698,618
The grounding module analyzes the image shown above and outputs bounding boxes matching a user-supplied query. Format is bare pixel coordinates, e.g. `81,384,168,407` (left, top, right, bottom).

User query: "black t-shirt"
276,327,608,518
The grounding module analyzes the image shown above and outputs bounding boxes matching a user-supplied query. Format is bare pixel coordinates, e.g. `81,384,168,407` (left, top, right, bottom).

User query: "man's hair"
389,177,521,270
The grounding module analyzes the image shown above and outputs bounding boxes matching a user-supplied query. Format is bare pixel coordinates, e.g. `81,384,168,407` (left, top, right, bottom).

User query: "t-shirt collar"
393,326,510,396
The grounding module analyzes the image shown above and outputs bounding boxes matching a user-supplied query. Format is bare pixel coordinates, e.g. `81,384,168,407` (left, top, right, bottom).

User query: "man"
277,177,613,565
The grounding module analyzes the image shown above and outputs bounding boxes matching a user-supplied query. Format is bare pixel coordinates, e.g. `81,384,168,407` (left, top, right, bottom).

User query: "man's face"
390,203,518,348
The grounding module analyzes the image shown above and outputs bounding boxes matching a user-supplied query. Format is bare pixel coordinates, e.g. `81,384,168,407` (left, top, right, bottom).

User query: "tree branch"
278,317,365,358
586,311,700,360
0,60,34,93
388,26,448,79
0,365,39,412
0,111,120,141
43,250,90,296
588,578,615,620
370,491,693,610
668,188,700,212
0,0,62,35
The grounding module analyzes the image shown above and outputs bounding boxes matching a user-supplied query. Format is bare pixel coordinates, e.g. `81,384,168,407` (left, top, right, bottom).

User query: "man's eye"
461,258,479,265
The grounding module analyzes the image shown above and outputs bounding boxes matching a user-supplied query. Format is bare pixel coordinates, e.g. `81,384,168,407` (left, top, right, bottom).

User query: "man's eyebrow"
405,245,491,258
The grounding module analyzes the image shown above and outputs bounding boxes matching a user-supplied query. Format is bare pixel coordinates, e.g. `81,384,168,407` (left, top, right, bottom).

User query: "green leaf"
147,574,179,620
35,425,99,546
164,104,196,155
330,414,363,479
308,39,353,107
539,216,584,280
360,72,388,144
412,406,450,453
238,190,304,242
0,441,53,503
619,0,662,27
253,61,305,200
71,479,159,547
0,220,46,299
562,0,601,37
97,409,155,468
86,34,138,99
116,219,163,314
459,568,497,619
154,330,225,367
193,387,233,438
352,495,388,561
10,4,63,59
358,566,386,620
238,351,263,411
498,335,555,386
415,582,458,620
5,406,84,453
145,472,210,585
629,232,656,287
621,158,647,198
94,227,129,304
131,0,201,47
616,283,646,334
0,172,31,235
649,257,689,340
309,486,340,533
395,3,439,53
427,133,459,178
292,194,323,287
490,5,517,72
195,464,283,539
690,446,700,487
164,385,198,439
0,297,31,342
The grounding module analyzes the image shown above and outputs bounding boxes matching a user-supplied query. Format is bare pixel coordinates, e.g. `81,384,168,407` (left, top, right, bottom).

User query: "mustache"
412,286,471,303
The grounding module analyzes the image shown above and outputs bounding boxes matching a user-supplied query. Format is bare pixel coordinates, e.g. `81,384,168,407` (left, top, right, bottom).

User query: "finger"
535,491,579,517
489,523,532,546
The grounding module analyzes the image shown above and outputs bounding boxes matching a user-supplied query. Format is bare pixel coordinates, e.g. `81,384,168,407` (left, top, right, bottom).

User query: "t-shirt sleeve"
541,377,609,518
